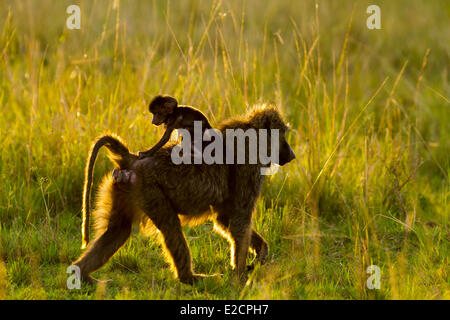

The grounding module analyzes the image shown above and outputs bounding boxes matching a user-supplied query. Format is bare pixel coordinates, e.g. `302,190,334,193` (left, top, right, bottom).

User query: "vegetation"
0,0,448,299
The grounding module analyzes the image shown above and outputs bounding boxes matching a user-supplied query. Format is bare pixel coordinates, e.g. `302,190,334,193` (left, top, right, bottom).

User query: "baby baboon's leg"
73,187,134,282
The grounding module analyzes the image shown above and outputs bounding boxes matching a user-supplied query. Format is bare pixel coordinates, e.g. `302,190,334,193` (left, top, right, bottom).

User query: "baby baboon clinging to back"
74,105,295,284
137,95,212,159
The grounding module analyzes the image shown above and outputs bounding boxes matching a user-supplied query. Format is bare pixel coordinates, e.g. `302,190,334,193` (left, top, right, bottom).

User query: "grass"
0,0,448,299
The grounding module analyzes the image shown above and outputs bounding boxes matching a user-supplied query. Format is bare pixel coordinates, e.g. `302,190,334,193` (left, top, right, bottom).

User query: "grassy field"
0,0,448,300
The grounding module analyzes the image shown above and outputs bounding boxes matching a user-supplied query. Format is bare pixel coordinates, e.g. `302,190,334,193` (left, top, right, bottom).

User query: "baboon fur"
73,105,295,284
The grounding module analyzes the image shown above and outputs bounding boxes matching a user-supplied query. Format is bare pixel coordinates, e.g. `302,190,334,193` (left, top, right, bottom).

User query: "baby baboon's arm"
138,115,183,159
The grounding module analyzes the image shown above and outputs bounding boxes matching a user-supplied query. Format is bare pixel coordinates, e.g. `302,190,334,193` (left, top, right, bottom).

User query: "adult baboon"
73,105,295,284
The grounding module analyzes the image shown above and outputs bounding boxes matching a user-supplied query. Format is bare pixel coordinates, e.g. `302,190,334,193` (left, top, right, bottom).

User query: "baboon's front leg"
213,212,267,271
229,213,252,279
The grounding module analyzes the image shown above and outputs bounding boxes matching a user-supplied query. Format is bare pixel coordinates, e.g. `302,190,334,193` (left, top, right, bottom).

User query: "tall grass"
0,0,448,299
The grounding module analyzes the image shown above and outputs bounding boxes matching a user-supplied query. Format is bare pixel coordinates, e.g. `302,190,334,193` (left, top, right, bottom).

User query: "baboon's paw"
80,274,98,285
179,273,219,285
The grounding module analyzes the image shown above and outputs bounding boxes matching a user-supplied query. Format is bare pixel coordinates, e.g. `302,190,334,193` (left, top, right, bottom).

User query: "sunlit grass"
0,0,448,299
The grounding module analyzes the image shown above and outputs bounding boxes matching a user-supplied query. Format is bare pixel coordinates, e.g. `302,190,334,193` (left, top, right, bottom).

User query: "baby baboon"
137,95,212,160
74,105,295,284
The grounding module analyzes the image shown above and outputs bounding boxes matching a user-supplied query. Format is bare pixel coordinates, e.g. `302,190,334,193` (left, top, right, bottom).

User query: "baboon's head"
149,95,178,125
248,105,296,166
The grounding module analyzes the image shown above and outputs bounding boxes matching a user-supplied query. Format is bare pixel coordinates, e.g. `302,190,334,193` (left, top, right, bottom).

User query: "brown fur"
73,105,295,284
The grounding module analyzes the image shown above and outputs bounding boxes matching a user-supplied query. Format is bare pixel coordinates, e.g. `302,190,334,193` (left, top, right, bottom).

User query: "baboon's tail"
81,134,135,249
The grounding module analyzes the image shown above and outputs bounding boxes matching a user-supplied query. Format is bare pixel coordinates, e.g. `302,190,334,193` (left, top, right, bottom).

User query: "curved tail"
81,134,134,249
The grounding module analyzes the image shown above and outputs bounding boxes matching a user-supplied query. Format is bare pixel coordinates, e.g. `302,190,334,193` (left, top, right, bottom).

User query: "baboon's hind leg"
141,193,207,284
247,230,268,270
73,188,134,283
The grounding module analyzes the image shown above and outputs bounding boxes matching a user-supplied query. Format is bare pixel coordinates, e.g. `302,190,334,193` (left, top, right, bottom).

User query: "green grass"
0,0,448,299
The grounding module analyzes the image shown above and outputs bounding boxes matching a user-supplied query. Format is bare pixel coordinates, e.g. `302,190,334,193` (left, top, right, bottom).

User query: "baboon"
74,105,295,284
137,95,212,160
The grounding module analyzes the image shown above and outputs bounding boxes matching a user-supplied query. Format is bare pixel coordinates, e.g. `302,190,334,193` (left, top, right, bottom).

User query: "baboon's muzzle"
278,143,296,166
